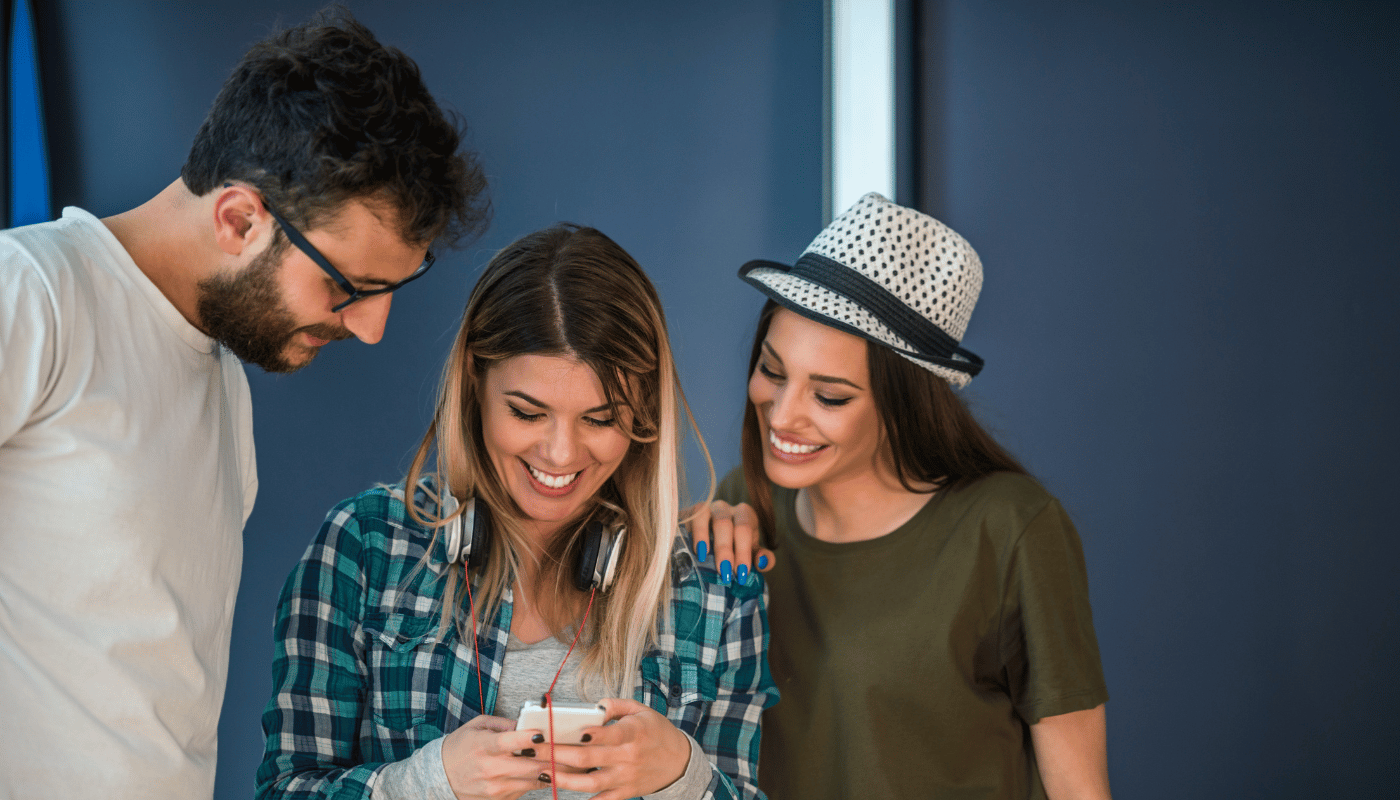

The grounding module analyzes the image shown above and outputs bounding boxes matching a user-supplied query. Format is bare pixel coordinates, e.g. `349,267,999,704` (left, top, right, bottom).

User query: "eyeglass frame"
250,190,436,312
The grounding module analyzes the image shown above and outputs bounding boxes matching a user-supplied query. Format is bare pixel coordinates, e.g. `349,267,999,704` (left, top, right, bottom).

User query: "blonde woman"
257,225,776,800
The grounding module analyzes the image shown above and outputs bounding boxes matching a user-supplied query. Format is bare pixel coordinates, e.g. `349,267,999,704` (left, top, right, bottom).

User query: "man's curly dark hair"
181,8,488,252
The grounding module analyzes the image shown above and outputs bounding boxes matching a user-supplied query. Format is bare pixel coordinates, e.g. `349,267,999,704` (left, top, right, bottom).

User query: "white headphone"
440,493,625,592
441,493,488,567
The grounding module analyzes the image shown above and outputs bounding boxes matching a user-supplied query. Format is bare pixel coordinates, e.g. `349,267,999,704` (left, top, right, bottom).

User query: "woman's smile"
481,354,631,538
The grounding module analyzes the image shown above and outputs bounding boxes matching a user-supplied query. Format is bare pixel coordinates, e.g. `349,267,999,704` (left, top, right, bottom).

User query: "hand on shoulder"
684,499,775,589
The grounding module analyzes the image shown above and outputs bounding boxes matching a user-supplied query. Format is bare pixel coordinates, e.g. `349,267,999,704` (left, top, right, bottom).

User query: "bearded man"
0,10,487,798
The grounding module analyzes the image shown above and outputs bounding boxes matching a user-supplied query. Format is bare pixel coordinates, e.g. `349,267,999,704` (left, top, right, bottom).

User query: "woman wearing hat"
694,194,1111,799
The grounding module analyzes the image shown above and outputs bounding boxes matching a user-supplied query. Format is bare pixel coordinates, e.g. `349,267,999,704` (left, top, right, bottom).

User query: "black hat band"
741,253,984,377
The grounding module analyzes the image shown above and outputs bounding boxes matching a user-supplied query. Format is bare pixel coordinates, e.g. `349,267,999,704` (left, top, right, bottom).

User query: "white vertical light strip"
828,0,896,220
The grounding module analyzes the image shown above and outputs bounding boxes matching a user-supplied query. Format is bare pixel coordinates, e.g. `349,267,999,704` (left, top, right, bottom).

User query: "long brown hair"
741,300,1026,542
406,224,708,697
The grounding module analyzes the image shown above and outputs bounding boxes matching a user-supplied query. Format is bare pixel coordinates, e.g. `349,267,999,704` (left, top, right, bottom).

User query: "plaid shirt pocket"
640,652,719,733
362,612,446,734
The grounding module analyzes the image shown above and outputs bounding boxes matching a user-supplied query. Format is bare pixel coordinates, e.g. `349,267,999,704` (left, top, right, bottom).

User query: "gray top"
495,632,585,719
497,633,591,800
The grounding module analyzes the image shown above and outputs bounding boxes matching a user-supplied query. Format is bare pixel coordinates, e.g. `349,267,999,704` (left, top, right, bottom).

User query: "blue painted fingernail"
695,541,708,563
736,564,748,586
758,554,769,570
720,560,732,585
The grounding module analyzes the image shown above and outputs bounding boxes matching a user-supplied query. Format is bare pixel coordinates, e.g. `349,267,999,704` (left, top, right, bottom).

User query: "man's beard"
196,246,351,373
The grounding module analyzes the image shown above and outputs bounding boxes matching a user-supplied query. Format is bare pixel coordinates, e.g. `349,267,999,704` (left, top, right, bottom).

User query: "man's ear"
212,184,270,257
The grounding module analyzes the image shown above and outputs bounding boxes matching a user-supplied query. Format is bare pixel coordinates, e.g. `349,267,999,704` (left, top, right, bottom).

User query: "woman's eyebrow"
761,341,784,365
810,373,863,390
762,341,864,390
504,390,611,415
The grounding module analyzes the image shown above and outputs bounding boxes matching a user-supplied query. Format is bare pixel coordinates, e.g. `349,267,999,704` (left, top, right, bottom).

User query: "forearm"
690,714,763,800
1029,704,1111,800
255,755,382,800
644,733,713,800
259,511,381,800
256,683,384,800
374,737,456,800
691,599,776,798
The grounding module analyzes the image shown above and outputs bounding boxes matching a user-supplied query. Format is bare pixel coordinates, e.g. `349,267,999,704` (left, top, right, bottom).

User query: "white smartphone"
516,699,607,745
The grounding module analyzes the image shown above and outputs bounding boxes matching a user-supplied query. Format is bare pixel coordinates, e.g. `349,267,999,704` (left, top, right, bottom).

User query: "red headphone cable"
465,561,597,799
544,586,596,798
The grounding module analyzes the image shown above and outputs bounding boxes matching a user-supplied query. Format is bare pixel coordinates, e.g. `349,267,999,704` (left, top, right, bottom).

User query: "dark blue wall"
33,1,1398,798
933,1,1398,797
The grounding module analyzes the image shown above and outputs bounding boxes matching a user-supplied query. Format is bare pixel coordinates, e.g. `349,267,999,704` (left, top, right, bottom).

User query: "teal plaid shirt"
256,482,776,799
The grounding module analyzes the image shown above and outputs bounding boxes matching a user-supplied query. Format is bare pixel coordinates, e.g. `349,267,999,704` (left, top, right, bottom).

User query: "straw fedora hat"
738,192,985,387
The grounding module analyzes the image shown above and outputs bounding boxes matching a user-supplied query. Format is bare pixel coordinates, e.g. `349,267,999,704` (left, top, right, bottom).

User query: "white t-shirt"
0,208,257,799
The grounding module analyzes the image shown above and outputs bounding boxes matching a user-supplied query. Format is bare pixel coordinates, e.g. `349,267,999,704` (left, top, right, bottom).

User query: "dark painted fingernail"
720,560,732,584
695,540,707,563
538,773,552,784
581,733,592,742
532,733,544,744
758,554,769,570
736,564,748,585
517,748,535,757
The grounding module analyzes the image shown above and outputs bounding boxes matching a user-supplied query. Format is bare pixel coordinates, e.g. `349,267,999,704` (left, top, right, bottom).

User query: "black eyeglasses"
263,202,435,312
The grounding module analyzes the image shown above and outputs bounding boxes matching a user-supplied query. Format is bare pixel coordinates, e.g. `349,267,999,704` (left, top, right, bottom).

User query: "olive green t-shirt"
717,469,1108,800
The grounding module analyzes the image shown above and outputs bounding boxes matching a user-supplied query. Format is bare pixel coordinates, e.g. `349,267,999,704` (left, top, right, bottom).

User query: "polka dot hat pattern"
743,192,984,387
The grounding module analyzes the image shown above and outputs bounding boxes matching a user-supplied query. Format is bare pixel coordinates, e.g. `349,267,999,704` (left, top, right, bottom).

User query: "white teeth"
770,430,823,455
527,464,580,489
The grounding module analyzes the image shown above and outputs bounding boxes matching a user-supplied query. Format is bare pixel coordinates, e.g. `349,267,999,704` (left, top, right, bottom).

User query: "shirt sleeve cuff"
644,733,712,800
371,735,457,800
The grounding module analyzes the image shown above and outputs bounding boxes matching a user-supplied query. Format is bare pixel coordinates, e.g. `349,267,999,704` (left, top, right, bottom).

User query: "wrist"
670,725,692,780
645,734,709,800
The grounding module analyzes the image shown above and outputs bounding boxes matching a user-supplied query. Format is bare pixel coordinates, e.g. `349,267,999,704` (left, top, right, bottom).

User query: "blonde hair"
405,224,711,698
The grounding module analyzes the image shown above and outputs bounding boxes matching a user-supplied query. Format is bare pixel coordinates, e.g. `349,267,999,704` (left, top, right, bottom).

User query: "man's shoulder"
2,209,106,263
2,210,121,307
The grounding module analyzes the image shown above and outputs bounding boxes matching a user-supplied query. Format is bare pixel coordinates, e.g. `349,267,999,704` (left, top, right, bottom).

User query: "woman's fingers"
729,503,759,584
685,500,773,583
464,713,516,734
540,741,601,770
594,696,646,723
714,502,771,584
707,501,737,584
497,730,551,758
547,699,689,796
442,716,558,799
684,501,712,565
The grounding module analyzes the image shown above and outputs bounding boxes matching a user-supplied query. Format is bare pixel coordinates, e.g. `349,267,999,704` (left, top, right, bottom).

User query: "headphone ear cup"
445,515,463,564
442,493,462,564
466,497,492,569
574,520,605,592
574,520,625,592
596,526,624,593
443,494,492,568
